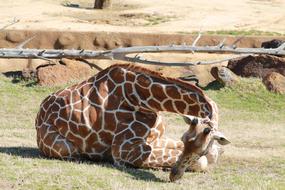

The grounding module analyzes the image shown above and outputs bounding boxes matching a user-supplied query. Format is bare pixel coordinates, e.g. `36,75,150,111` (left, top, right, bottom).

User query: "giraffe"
35,63,229,173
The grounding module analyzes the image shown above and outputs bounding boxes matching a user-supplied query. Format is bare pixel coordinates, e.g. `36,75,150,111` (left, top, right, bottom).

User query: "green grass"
0,75,284,189
205,30,284,36
179,30,284,36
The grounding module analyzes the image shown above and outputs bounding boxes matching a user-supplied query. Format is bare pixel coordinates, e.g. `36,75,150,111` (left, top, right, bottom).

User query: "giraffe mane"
105,63,206,95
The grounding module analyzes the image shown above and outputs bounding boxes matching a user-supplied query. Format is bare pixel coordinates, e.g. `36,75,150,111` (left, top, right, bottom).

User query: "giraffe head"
169,117,230,182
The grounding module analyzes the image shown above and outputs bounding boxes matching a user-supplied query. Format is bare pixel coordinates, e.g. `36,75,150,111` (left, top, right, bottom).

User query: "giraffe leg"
112,131,184,169
111,130,152,167
37,124,79,159
141,138,184,169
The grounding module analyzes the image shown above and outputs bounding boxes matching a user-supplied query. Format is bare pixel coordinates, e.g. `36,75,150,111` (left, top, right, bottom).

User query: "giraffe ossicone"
35,63,229,181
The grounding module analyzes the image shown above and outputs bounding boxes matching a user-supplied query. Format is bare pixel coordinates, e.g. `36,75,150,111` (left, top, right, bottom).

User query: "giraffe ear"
213,131,231,145
183,116,198,126
183,116,191,125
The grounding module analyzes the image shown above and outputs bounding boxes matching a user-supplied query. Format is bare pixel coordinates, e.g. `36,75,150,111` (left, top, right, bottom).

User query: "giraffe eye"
203,128,211,135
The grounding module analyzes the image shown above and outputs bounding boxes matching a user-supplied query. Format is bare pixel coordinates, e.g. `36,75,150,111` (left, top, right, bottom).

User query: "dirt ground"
0,0,284,34
0,0,284,85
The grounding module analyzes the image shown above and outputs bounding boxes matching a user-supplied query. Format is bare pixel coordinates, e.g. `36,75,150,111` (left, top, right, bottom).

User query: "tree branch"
0,42,284,67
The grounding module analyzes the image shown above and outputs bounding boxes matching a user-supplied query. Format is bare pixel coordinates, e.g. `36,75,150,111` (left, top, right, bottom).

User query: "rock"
211,66,239,86
37,58,92,86
5,31,26,43
227,55,285,78
261,39,284,49
55,34,77,49
262,72,285,94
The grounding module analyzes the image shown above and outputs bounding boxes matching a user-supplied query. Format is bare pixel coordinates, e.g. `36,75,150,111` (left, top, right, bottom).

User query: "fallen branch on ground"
0,31,284,66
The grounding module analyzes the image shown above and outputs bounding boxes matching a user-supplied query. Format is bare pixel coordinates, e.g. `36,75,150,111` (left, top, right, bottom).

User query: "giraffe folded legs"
141,138,183,169
111,133,184,169
37,125,79,159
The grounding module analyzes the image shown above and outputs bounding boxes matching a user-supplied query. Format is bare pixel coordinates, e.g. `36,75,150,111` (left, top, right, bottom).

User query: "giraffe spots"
126,72,136,82
190,93,199,102
66,132,84,149
134,84,151,100
113,122,127,134
99,131,113,145
71,90,81,104
103,97,118,110
56,118,68,134
163,100,176,112
152,149,163,157
104,87,122,110
135,112,156,127
166,86,181,99
36,109,45,127
89,88,103,105
87,76,96,83
98,81,109,99
116,112,134,122
70,110,83,123
78,124,92,137
104,113,116,131
45,112,58,125
155,123,165,138
79,83,92,96
188,104,200,116
59,106,71,121
174,101,186,114
96,68,109,81
130,122,149,137
115,129,134,141
109,67,125,84
91,108,103,131
68,121,79,134
106,79,116,90
136,74,151,87
119,101,135,111
120,150,129,160
124,82,133,96
85,133,99,147
151,84,167,102
183,94,195,105
86,106,97,125
147,99,162,111
94,75,108,88
91,142,107,153
42,95,56,111
73,101,83,111
68,122,90,138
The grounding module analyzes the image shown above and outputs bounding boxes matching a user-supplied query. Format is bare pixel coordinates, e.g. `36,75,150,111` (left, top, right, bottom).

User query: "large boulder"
210,66,239,86
262,72,285,94
37,58,92,86
227,55,285,78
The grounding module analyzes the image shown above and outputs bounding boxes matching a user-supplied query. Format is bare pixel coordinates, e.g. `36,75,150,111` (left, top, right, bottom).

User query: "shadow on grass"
203,80,225,91
0,146,41,158
0,146,165,182
2,71,38,87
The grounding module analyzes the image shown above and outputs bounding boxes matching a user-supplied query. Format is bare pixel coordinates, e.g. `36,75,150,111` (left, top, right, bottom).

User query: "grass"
179,30,284,36
0,75,284,189
204,30,284,36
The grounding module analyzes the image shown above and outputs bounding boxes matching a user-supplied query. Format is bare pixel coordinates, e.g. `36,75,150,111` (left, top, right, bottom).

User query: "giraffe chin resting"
35,64,230,182
169,118,230,182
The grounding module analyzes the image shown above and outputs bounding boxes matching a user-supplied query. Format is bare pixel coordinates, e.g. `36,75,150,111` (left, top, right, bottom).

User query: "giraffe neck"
121,68,215,121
